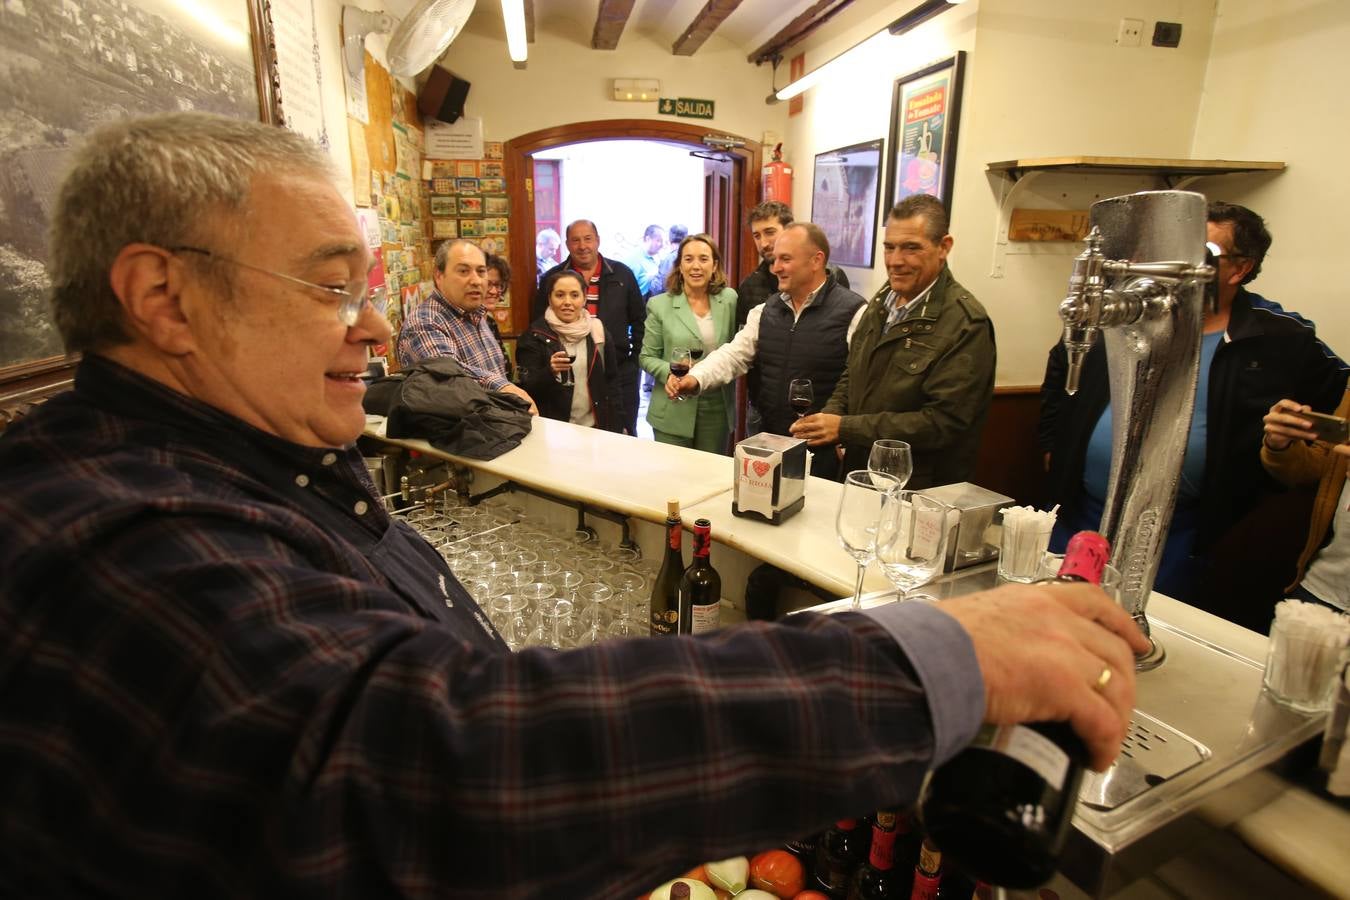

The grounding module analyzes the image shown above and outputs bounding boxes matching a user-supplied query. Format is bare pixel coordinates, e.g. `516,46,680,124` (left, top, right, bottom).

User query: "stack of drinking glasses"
389,490,656,651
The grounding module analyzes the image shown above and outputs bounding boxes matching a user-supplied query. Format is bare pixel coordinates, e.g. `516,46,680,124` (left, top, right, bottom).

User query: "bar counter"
363,416,1349,898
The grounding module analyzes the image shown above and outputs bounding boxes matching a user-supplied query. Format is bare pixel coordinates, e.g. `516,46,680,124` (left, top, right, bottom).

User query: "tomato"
793,893,831,900
749,849,806,898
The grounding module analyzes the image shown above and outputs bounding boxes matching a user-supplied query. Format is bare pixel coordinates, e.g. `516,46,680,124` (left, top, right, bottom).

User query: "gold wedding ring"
1094,666,1113,692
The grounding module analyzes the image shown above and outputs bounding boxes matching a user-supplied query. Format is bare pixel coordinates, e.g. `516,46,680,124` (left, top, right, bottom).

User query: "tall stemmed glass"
669,346,693,401
868,439,913,489
876,490,948,602
836,469,901,610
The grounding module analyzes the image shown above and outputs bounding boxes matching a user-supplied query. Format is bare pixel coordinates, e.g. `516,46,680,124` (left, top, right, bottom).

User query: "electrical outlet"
1117,17,1144,47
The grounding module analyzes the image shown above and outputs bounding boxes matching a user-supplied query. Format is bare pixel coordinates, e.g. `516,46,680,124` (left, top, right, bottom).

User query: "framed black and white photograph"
0,0,278,381
884,51,966,215
811,139,883,269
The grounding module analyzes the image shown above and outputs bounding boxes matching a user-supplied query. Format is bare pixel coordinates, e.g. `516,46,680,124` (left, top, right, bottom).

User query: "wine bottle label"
971,723,1070,789
690,600,719,634
650,608,679,636
867,825,896,870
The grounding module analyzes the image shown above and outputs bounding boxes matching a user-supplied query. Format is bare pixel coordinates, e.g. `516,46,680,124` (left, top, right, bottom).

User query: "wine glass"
555,339,574,386
868,439,913,490
669,346,693,401
836,469,901,610
788,379,814,419
876,490,948,602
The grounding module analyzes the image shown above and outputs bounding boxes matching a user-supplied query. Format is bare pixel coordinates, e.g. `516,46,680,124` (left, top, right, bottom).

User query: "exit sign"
658,97,715,120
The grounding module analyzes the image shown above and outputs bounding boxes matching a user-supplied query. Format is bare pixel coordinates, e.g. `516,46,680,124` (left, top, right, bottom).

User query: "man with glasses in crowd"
484,251,514,380
1039,200,1347,607
0,112,1146,897
397,238,535,413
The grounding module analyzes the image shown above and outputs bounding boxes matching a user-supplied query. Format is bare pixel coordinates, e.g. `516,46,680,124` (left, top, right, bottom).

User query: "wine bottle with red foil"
917,531,1110,888
908,839,942,900
847,810,904,900
814,818,868,897
648,499,683,636
678,518,721,635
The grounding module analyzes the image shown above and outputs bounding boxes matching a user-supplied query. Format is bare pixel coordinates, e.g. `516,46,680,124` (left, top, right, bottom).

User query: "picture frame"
455,177,480,194
478,177,505,194
457,196,483,215
480,161,504,178
484,217,509,236
0,0,280,383
810,139,883,269
456,160,478,178
884,51,966,217
430,196,456,217
460,219,485,238
483,196,510,216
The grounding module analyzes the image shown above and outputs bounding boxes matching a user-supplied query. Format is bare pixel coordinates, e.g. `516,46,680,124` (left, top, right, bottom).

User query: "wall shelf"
986,156,1286,276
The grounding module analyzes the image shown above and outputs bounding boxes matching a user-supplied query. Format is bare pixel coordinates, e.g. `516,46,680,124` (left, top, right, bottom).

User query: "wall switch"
1117,18,1144,47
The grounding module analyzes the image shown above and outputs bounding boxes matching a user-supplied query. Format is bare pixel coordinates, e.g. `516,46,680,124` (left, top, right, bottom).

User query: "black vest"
754,276,865,436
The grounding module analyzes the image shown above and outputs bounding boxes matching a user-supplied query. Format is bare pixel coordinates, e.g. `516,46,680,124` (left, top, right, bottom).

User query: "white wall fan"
342,0,477,79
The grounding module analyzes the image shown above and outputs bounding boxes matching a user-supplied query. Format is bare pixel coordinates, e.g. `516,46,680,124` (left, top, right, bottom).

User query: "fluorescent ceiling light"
501,0,527,67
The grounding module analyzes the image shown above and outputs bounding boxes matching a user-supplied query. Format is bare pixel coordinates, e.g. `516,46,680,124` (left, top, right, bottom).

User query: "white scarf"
545,306,605,346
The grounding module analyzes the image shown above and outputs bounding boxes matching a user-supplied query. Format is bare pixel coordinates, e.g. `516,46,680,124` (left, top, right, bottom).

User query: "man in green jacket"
792,194,995,488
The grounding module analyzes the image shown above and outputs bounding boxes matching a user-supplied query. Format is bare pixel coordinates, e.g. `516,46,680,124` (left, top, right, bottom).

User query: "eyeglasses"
485,280,504,297
169,246,370,326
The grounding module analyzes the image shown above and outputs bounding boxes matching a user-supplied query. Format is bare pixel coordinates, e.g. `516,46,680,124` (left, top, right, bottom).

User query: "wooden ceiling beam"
672,0,745,56
746,0,857,65
592,0,638,50
524,0,535,43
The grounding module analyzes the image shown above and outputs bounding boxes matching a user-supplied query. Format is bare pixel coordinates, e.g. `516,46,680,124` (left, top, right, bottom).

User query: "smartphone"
1302,410,1349,445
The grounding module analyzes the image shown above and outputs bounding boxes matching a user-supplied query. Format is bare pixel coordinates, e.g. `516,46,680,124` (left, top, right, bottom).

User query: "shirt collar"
778,276,829,309
432,289,485,323
884,276,939,328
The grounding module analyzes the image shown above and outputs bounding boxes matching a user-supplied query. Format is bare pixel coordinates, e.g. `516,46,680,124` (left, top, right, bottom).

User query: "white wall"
434,15,787,145
1190,0,1350,357
783,0,1220,385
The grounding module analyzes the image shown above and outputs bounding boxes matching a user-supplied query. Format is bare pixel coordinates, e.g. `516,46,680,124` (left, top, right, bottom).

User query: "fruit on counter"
750,849,807,897
791,892,831,900
736,892,781,900
706,856,749,894
650,877,717,900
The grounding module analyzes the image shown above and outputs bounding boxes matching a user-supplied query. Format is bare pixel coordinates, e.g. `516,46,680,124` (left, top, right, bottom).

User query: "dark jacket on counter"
515,318,622,432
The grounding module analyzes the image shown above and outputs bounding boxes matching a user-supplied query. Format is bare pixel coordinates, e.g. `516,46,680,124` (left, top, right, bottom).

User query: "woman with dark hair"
639,233,737,453
515,269,622,431
483,253,513,380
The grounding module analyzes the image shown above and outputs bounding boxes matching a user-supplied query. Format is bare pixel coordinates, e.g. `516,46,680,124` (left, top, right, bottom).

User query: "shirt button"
354,500,370,515
321,452,337,466
295,474,310,487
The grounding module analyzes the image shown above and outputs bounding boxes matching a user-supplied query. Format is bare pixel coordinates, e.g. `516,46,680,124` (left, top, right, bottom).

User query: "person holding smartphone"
1261,393,1350,614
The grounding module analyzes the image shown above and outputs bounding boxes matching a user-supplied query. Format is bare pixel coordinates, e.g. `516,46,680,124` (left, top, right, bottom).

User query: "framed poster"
0,0,279,382
884,51,966,216
811,139,883,269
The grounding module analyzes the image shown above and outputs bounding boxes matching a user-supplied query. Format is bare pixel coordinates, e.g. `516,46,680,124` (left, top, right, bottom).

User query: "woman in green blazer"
639,233,738,453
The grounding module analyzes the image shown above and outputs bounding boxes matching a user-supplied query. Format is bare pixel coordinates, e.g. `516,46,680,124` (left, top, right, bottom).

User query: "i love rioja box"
732,433,807,525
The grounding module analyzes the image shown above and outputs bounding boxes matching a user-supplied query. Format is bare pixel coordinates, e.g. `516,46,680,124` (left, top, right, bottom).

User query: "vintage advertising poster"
886,53,965,211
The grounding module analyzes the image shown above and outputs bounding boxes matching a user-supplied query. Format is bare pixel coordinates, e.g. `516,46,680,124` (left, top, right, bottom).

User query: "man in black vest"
792,195,995,489
668,222,865,481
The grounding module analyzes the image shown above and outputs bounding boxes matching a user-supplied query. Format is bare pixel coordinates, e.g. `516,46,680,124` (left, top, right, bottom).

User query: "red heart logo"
752,460,771,477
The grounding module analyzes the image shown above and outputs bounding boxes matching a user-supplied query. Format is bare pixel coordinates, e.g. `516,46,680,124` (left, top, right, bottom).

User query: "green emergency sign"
658,97,716,120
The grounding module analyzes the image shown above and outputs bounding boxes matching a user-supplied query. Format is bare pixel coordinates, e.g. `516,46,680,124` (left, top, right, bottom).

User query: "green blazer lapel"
712,289,737,345
669,293,702,346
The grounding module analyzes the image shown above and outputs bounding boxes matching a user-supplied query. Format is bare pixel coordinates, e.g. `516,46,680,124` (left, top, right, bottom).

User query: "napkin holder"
732,433,807,525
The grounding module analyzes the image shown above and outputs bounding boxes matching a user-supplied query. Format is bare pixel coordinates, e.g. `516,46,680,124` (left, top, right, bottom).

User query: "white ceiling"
430,0,835,60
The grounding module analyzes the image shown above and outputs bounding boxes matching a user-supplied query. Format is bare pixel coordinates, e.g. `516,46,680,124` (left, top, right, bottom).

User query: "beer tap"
1057,192,1215,670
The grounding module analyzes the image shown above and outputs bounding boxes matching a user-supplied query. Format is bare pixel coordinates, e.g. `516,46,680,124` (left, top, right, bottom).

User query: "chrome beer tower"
1059,191,1216,670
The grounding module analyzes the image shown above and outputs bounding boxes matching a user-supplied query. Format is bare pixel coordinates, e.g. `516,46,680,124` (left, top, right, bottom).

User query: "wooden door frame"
504,119,763,336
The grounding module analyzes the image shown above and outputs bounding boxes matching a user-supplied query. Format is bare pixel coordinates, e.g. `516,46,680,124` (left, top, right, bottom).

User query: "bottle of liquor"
847,810,903,900
908,839,942,900
785,831,820,883
814,818,867,897
917,531,1110,888
648,499,683,636
678,518,721,635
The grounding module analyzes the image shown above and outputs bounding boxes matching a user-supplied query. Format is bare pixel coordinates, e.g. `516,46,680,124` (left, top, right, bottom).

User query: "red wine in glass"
689,347,704,361
669,362,690,378
790,397,812,417
788,378,814,418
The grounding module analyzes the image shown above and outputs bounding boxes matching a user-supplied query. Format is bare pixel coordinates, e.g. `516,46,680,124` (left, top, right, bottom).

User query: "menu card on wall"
426,117,484,159
271,0,330,150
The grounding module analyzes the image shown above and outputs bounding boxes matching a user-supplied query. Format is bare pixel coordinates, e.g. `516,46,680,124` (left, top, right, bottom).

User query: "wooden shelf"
987,155,1285,182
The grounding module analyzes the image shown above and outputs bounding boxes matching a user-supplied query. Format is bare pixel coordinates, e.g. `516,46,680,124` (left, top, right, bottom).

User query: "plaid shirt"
397,290,510,390
0,356,982,898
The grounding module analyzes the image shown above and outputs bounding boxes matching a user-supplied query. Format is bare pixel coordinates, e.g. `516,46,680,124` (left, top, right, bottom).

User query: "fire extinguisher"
762,143,793,202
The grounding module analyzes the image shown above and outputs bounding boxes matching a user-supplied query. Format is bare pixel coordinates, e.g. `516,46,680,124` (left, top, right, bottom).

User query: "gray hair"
49,112,334,353
889,194,949,244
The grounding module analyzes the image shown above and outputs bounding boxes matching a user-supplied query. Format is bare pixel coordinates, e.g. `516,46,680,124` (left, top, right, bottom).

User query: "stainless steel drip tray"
1066,613,1326,889
1079,711,1210,811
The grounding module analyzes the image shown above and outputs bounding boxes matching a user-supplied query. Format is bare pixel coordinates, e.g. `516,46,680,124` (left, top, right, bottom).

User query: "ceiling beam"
672,0,745,56
524,0,535,43
746,0,857,65
592,0,638,50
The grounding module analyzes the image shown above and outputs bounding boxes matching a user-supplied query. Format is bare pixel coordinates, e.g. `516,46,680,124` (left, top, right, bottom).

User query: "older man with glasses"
0,112,1147,897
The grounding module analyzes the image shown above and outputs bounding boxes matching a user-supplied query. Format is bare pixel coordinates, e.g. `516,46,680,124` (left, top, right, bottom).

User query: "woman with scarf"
516,270,623,431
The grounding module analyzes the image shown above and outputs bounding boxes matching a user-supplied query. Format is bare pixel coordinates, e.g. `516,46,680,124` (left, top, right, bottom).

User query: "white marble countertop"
367,416,734,525
683,475,894,599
